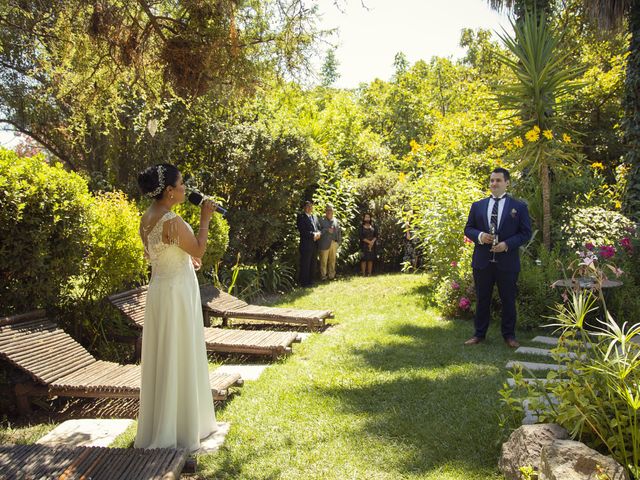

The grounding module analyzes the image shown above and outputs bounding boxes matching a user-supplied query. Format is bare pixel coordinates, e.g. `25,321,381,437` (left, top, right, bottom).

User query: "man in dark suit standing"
296,200,321,287
463,168,532,348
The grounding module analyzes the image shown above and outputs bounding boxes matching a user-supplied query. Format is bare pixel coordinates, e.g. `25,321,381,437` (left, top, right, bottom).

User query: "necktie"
491,197,503,231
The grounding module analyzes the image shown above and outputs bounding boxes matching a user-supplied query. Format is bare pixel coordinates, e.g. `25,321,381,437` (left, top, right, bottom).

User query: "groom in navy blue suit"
463,168,531,348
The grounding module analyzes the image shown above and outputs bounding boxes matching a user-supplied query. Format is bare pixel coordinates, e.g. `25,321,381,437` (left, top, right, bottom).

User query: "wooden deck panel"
0,444,187,480
109,286,305,357
0,312,242,412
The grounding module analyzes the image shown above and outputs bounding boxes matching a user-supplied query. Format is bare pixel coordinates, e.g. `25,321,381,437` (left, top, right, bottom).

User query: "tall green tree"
495,12,585,249
320,48,340,87
0,0,323,185
579,0,640,220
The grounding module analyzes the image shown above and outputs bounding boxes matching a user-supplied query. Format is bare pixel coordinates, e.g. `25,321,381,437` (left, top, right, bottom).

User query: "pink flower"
585,242,595,251
561,291,569,303
599,245,616,259
451,261,458,268
620,237,633,252
614,267,624,278
459,297,471,310
464,236,473,244
451,281,460,290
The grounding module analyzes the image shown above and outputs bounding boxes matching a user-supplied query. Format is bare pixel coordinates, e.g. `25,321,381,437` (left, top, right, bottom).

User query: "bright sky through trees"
315,0,511,88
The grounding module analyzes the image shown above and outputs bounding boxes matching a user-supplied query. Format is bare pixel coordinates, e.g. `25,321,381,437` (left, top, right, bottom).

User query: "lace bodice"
141,211,192,278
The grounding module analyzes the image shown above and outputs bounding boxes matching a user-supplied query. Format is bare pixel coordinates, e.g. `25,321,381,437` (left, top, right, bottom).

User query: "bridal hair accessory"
146,165,166,198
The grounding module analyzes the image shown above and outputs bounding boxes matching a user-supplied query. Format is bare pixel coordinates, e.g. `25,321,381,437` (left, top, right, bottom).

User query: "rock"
539,439,629,480
499,424,569,480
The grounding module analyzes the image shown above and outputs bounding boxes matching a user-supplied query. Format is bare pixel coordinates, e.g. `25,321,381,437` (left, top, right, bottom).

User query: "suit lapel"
498,196,511,233
480,198,491,232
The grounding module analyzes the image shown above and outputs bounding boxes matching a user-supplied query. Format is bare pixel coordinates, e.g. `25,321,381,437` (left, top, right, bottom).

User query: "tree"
321,48,340,87
488,0,640,221
0,0,324,184
495,11,585,249
579,0,640,220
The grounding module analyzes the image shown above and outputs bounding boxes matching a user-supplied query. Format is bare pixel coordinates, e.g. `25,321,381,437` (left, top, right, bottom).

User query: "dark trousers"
299,243,317,287
472,264,519,340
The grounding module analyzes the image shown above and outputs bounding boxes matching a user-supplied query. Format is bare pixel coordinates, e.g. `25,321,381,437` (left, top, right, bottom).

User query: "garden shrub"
0,150,92,315
560,206,634,250
516,246,564,328
173,201,229,284
506,285,640,479
61,191,148,360
433,241,475,319
402,165,484,281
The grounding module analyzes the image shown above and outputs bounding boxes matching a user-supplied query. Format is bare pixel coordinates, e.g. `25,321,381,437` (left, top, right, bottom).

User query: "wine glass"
489,225,498,263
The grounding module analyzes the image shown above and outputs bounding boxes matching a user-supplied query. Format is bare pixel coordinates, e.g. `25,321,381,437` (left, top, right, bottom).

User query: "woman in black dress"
359,213,378,276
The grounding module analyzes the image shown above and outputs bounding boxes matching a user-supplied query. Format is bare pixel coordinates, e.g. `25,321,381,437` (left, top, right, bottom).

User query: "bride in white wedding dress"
134,163,217,452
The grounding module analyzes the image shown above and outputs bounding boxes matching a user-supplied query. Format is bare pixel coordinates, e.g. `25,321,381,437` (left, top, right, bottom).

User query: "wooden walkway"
0,311,243,414
0,444,187,479
108,287,304,359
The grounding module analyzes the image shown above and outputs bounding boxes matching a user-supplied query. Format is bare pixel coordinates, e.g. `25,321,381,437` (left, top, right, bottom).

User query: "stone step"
516,346,554,357
506,377,567,388
215,364,269,381
196,422,231,454
531,335,559,346
517,346,579,359
506,360,560,371
36,419,134,448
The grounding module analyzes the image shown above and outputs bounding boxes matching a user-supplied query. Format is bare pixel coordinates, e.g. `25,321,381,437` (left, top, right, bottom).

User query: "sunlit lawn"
198,273,534,479
0,272,543,479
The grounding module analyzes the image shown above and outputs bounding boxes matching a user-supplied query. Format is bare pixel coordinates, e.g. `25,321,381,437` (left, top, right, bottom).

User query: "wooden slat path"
108,287,304,358
0,311,242,414
0,444,187,480
199,284,334,329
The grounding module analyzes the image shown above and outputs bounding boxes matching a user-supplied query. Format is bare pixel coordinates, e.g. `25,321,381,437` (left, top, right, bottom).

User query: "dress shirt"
477,194,507,243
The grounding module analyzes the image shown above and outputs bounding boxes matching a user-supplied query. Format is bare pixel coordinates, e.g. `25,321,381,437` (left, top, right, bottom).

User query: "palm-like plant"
494,11,585,248
489,0,640,221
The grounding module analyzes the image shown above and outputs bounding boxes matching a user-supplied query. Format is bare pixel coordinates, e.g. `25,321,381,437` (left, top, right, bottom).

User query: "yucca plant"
494,10,585,249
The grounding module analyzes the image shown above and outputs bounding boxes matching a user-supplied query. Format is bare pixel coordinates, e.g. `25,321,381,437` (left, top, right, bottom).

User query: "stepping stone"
506,377,566,387
36,419,134,448
517,346,580,359
506,360,560,371
516,346,554,357
531,336,559,346
215,364,269,381
297,332,311,342
196,422,231,454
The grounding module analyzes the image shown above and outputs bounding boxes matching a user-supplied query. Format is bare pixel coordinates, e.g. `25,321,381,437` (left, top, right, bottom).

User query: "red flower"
451,261,458,268
459,297,471,310
620,237,633,252
585,242,595,251
599,245,616,259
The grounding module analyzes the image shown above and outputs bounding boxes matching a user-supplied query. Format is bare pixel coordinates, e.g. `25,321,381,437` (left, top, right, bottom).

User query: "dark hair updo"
137,163,180,200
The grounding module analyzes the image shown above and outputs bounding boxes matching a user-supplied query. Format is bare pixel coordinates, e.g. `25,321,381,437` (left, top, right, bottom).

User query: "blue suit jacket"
464,196,532,272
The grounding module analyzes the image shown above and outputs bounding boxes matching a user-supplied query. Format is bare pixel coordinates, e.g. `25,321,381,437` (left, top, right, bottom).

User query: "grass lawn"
197,273,532,479
1,272,541,479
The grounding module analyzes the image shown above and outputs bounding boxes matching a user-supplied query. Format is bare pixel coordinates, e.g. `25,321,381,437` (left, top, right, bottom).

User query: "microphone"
187,191,228,216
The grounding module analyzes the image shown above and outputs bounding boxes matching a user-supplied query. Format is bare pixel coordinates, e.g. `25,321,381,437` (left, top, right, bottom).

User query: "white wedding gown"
135,211,216,451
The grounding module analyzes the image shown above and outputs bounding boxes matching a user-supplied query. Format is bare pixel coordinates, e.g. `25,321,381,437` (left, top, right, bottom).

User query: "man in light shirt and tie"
463,168,532,348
